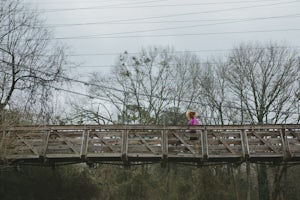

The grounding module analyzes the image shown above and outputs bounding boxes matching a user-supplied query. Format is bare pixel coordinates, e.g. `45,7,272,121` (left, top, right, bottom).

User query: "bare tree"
165,51,203,125
83,46,204,125
227,42,299,124
67,98,114,125
0,0,67,124
198,59,233,125
227,42,299,200
87,46,175,124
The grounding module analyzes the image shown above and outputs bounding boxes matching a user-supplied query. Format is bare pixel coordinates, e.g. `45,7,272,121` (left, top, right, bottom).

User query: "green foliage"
0,163,299,200
279,165,300,200
0,165,100,200
90,163,253,200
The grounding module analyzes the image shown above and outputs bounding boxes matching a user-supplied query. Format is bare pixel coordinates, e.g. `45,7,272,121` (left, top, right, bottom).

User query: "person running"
186,110,199,140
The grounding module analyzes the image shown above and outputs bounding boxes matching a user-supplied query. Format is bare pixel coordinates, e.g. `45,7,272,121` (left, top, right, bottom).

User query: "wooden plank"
2,124,299,132
131,133,157,154
250,132,280,153
287,129,300,141
15,133,39,156
52,132,79,154
211,132,236,154
173,133,195,154
90,132,117,152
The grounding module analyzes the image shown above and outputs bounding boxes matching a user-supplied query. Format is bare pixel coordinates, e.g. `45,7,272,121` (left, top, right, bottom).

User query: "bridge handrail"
1,124,299,131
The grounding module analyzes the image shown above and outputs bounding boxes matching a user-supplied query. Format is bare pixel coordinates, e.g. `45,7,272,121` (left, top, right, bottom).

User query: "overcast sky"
20,0,300,121
27,0,300,78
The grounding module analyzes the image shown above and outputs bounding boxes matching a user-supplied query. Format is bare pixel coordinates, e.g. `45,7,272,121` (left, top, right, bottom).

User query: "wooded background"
1,0,299,199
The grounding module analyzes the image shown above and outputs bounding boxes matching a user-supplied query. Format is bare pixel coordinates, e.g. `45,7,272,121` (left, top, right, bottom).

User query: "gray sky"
22,0,300,122
28,0,300,78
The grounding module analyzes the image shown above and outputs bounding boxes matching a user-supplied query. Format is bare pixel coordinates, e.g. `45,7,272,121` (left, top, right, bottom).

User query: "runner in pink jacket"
186,110,199,139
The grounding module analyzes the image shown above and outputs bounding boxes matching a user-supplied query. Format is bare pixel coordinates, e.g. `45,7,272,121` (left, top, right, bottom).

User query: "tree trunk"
247,162,251,200
258,164,270,200
272,166,287,200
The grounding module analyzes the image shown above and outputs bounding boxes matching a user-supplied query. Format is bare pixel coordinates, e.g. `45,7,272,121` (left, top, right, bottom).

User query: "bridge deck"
1,124,299,166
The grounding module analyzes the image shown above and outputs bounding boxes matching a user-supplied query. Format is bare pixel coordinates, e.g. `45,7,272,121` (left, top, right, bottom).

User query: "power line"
51,85,115,103
28,0,121,4
44,13,300,27
15,45,300,58
66,47,300,57
53,28,300,40
4,1,300,41
29,0,299,25
31,0,296,12
28,0,282,6
32,0,168,11
5,20,300,41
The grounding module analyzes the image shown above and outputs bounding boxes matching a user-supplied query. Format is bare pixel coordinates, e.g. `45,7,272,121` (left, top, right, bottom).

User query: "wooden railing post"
40,130,50,161
80,129,89,160
241,129,250,161
121,129,129,166
202,126,208,160
281,126,291,160
162,130,168,158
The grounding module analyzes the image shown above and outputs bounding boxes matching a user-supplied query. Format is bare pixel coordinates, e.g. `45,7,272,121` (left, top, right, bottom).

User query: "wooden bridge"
0,124,299,167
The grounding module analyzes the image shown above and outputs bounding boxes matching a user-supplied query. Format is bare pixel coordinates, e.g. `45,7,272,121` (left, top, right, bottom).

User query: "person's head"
190,111,197,119
186,110,198,120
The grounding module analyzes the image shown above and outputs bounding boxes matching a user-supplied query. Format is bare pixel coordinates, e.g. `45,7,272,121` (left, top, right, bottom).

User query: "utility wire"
44,13,300,27
28,0,282,6
28,0,122,4
27,46,300,57
31,0,295,12
44,14,300,38
33,0,169,12
51,85,115,103
4,2,300,40
32,1,300,23
53,28,300,40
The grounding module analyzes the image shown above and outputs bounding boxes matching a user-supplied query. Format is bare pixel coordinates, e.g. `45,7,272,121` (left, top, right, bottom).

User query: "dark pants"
189,130,198,140
190,136,198,140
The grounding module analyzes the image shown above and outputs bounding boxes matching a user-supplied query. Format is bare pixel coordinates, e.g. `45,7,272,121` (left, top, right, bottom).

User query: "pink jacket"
189,118,199,125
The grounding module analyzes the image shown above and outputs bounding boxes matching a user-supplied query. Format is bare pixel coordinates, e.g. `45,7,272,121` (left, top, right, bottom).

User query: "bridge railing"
0,124,299,165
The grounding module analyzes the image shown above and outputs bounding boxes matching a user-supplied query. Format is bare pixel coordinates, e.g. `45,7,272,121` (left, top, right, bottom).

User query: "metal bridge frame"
0,124,299,167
